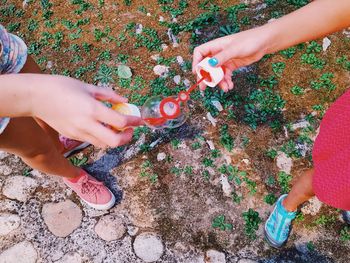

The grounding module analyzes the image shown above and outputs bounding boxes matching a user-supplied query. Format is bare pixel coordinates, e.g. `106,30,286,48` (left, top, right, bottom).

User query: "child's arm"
0,74,142,148
192,0,350,91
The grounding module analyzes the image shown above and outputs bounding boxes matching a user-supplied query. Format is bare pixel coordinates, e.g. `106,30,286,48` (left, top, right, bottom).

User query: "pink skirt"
312,89,350,210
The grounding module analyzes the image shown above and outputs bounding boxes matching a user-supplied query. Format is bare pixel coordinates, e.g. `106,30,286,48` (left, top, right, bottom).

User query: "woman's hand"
30,75,142,148
192,27,271,92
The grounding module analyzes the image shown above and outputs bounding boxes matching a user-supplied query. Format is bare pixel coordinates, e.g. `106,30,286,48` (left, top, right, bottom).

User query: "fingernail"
208,58,218,67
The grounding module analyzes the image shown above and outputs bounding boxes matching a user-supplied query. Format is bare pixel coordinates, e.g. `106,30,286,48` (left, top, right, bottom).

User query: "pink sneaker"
59,135,90,158
63,169,116,210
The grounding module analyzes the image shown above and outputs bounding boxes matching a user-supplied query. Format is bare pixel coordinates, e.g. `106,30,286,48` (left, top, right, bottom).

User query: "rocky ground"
1,0,350,262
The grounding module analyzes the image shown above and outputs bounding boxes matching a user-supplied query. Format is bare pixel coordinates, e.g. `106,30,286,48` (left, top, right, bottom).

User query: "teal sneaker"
342,211,350,224
264,194,296,248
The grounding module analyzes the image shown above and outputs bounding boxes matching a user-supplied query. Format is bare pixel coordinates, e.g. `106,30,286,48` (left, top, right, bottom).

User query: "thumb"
87,85,128,103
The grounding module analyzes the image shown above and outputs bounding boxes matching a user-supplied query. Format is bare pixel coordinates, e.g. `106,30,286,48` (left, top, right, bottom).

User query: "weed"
140,160,158,184
311,73,336,91
340,226,350,242
277,171,292,193
242,209,262,239
202,157,214,167
191,141,202,150
313,215,336,226
280,47,297,59
94,64,114,84
266,148,277,159
291,85,305,95
231,191,243,204
69,156,88,167
22,167,33,177
220,124,234,151
135,27,162,51
202,170,210,181
264,193,277,205
272,62,286,77
212,215,233,231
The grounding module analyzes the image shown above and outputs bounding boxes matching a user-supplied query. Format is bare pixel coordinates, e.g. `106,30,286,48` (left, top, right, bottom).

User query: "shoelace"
80,176,104,196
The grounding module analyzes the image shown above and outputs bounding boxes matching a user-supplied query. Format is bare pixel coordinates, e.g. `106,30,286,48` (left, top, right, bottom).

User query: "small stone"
46,60,53,70
211,100,223,112
0,150,9,160
195,29,201,35
157,152,166,161
242,159,250,165
238,259,258,263
55,252,82,263
301,197,322,216
0,165,12,175
153,65,169,77
220,175,231,197
135,23,143,34
183,79,191,88
147,12,151,16
0,213,21,235
206,112,217,127
172,17,178,23
176,56,184,66
0,241,37,263
150,54,160,61
173,75,181,85
127,225,139,236
322,37,331,51
94,215,126,241
42,200,82,237
223,154,231,165
291,120,310,131
133,232,164,262
159,16,164,22
2,176,38,202
161,44,168,51
206,140,215,150
22,0,29,9
276,151,293,174
205,249,226,263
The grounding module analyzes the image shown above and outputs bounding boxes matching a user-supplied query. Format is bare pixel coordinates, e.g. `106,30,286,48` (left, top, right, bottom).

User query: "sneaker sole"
64,142,91,158
82,189,116,210
264,227,284,249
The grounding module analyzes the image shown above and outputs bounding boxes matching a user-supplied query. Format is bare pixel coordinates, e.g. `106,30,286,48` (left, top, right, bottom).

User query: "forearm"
0,74,37,117
262,0,350,54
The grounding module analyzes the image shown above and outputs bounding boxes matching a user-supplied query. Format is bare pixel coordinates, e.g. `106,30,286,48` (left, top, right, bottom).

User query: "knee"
21,143,56,162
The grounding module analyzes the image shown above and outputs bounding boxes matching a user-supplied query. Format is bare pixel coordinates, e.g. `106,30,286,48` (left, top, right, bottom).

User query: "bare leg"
0,117,80,178
283,168,315,212
20,56,64,152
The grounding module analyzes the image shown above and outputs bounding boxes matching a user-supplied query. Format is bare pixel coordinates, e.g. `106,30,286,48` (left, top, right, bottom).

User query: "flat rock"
94,215,126,241
0,213,21,235
0,241,37,263
42,200,82,237
323,37,331,51
2,176,38,202
0,165,12,175
301,197,323,216
205,249,226,263
153,65,169,77
55,252,82,263
157,152,166,161
220,175,232,197
173,75,181,85
0,151,9,160
133,232,164,262
206,112,217,127
276,151,293,174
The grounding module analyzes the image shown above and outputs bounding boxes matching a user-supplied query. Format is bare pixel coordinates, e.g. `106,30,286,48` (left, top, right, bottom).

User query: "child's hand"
192,28,270,92
30,75,142,148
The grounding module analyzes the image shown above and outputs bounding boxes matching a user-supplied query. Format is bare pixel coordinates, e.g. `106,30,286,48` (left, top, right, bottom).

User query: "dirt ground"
1,0,350,262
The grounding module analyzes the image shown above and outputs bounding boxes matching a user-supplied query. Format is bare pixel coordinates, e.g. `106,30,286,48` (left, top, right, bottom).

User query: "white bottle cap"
195,57,224,87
